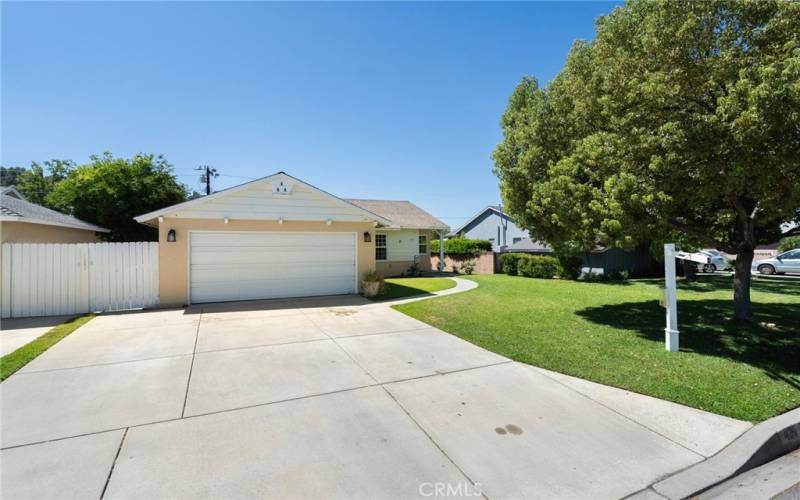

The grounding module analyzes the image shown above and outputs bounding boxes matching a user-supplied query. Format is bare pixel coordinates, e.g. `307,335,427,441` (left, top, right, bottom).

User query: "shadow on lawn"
372,283,434,301
635,276,800,296
576,299,800,388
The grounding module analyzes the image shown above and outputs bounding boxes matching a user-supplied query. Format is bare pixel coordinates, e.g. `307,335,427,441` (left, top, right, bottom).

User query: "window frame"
418,234,428,255
375,233,387,261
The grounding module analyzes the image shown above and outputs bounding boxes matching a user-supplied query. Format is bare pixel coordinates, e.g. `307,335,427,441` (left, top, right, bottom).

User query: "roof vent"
272,179,293,195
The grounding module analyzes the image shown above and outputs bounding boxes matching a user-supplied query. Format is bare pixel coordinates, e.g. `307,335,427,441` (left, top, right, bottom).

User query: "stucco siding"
158,218,376,306
0,221,100,243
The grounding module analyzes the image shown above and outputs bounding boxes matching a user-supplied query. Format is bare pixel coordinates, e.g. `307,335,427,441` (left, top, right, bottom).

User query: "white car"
752,249,800,275
697,250,730,273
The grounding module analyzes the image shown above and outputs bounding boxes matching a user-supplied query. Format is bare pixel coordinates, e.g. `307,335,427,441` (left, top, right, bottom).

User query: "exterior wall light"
167,229,177,242
326,218,332,226
278,217,284,225
363,231,372,243
223,217,229,224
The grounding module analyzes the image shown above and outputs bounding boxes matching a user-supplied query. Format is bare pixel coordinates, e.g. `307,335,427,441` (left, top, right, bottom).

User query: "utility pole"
196,165,219,195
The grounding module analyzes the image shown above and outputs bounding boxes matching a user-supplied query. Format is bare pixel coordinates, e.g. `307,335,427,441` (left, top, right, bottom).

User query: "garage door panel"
190,276,355,303
190,266,355,284
190,249,355,266
191,232,353,247
190,232,357,303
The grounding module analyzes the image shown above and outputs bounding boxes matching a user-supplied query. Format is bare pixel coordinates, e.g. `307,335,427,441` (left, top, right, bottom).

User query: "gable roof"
345,199,449,231
134,172,392,226
0,194,109,232
448,205,511,237
1,186,25,199
504,237,553,253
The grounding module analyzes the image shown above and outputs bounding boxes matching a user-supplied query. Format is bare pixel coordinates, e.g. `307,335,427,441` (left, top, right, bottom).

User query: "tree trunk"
733,248,754,322
682,260,697,281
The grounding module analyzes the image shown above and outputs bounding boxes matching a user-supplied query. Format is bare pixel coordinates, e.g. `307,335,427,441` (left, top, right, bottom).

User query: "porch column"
438,230,445,272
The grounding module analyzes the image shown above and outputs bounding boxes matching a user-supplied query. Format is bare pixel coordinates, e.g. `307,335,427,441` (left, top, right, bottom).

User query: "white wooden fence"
1,242,159,318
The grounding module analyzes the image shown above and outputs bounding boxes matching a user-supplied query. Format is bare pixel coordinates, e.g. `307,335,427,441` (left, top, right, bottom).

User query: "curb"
650,406,800,499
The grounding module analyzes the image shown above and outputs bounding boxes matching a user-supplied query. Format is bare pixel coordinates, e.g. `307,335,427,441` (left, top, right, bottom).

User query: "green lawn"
394,274,799,422
0,315,94,382
370,277,456,301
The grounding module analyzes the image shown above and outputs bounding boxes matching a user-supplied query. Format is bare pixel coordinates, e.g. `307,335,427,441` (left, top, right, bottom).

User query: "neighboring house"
503,237,554,255
448,206,529,252
504,237,654,277
1,187,108,243
579,245,656,277
134,172,448,306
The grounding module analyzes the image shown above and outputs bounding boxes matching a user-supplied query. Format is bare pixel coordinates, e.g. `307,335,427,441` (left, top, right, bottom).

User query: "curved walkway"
367,276,479,308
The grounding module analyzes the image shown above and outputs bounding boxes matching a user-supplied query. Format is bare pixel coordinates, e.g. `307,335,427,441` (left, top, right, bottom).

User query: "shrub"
778,235,800,253
499,253,526,275
430,237,492,255
556,255,582,280
517,255,562,279
461,260,476,275
363,270,381,282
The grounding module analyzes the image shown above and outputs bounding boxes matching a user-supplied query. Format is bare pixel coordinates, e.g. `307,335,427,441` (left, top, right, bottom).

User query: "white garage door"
190,232,357,303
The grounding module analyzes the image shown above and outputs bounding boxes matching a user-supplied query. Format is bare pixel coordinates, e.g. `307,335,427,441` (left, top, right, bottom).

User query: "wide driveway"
1,293,750,499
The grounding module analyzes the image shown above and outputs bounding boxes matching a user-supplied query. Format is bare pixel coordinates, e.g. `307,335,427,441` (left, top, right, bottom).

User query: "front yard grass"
393,274,799,422
370,277,456,301
0,314,94,382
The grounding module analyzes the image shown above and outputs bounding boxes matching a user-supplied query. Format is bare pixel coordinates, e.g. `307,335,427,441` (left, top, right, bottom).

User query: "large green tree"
13,160,75,205
47,153,188,241
493,0,800,321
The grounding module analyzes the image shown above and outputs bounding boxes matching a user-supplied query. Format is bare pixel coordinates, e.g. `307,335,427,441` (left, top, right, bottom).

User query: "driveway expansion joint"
181,307,203,419
99,427,128,499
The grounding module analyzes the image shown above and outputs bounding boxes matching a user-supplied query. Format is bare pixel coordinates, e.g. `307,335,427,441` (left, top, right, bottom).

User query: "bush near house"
778,236,800,253
500,253,562,279
430,238,492,255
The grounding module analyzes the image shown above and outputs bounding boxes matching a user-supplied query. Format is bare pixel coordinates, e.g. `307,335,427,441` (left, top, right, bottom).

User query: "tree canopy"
493,0,800,320
47,153,188,241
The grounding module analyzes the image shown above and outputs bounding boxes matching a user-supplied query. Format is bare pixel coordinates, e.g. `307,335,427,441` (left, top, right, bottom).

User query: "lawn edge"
0,314,95,382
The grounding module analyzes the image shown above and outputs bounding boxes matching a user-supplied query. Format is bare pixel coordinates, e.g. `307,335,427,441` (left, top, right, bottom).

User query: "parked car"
752,249,800,275
697,250,730,273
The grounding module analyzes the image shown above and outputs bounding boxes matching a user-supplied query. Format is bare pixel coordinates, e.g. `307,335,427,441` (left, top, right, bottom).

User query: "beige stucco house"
1,187,109,243
134,172,448,307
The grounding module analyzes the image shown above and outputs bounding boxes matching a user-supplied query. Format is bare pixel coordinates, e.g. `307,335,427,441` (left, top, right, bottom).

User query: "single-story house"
448,205,528,252
1,187,109,243
134,172,449,306
578,245,657,277
503,237,656,277
502,236,554,255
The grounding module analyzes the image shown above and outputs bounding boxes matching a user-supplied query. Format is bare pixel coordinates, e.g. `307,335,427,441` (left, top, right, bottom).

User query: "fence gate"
1,242,159,319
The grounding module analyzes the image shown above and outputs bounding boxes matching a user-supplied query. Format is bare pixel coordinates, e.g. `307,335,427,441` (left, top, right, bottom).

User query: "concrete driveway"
1,294,751,499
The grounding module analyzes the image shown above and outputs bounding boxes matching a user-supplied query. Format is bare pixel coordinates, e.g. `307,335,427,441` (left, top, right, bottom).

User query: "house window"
376,233,387,261
513,237,523,244
418,235,428,254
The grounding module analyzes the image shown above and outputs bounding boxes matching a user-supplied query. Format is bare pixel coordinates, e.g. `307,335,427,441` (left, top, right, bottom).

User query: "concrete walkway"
0,315,74,356
1,293,751,499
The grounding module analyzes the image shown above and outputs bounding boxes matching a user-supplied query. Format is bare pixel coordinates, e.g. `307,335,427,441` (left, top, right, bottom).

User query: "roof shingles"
0,194,108,232
345,199,448,231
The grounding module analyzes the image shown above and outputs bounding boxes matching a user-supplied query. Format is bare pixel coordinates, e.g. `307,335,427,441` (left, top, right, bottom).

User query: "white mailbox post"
663,244,680,352
663,245,711,352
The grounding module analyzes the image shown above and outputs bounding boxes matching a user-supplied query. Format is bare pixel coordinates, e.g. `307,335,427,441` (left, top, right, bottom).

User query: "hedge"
499,253,562,279
778,235,800,253
430,238,492,255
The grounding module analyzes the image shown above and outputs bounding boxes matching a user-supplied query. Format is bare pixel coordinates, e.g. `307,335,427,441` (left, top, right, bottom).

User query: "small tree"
493,0,800,321
47,153,188,241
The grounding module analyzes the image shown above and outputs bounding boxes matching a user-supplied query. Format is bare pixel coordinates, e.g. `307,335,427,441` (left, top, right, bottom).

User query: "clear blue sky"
2,1,617,228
